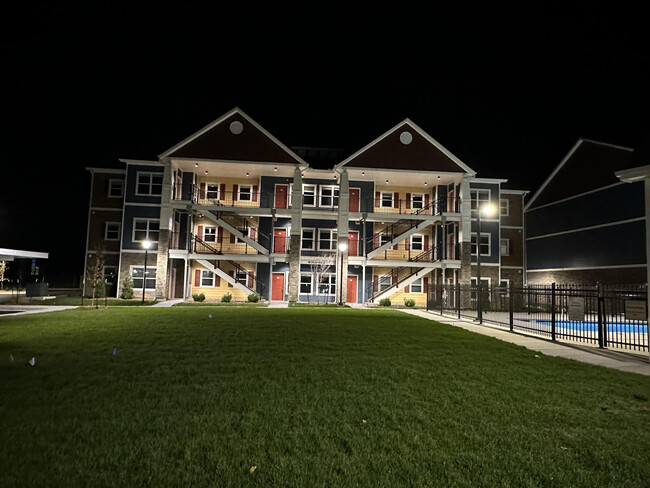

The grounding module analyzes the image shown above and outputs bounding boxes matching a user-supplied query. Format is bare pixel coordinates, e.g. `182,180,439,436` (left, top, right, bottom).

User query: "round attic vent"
399,131,413,145
230,121,244,135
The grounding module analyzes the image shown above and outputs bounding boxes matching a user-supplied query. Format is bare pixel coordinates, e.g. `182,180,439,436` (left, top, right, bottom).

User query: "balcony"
370,195,461,216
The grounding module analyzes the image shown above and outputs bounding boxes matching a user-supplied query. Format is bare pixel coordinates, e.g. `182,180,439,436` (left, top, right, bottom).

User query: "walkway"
0,305,78,317
399,309,650,376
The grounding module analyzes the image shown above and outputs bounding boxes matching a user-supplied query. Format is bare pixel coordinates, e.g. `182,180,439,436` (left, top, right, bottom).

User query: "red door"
349,188,360,212
275,184,288,209
348,231,359,257
273,228,287,253
346,275,357,303
272,273,285,301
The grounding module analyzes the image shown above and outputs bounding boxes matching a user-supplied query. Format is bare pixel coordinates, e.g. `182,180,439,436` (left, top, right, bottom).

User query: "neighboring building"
84,108,526,304
525,138,647,285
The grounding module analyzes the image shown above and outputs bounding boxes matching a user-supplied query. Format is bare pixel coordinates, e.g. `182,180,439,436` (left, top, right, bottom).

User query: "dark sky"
2,3,648,285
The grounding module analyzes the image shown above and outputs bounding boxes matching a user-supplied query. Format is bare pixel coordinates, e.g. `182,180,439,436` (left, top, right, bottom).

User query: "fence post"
440,285,444,316
426,283,430,312
551,282,556,341
597,283,604,348
456,282,461,319
509,285,514,332
478,281,483,324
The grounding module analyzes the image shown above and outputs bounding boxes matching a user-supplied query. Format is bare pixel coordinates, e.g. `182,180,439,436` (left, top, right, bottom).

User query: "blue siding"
124,164,164,205
526,182,645,238
122,205,161,250
527,220,647,270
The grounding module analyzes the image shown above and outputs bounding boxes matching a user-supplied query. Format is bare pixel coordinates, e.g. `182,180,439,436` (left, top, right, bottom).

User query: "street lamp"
476,203,496,323
142,240,152,303
338,242,348,305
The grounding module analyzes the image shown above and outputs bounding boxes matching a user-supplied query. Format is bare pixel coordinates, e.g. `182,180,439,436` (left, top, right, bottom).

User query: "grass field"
1,308,649,487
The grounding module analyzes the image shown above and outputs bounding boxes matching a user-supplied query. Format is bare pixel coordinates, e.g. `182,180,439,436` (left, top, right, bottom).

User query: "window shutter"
194,269,201,287
405,285,410,293
424,235,430,251
425,194,430,208
228,270,234,287
394,192,399,208
373,276,379,292
233,184,238,201
375,191,380,207
406,193,411,209
253,185,258,202
248,273,254,289
423,277,428,292
393,235,398,250
215,275,221,287
250,228,257,240
373,234,379,249
405,237,410,249
217,227,223,244
230,232,236,244
197,225,203,239
200,183,206,199
219,184,226,200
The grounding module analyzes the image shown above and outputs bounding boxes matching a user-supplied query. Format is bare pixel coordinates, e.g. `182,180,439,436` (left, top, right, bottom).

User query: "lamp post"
142,240,152,303
338,242,348,305
476,203,495,323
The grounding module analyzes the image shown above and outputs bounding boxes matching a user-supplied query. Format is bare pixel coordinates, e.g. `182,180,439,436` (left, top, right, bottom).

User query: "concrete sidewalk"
0,305,78,317
400,309,650,376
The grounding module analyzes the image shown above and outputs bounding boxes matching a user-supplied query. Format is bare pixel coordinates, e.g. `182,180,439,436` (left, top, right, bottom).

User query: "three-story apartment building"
84,108,525,304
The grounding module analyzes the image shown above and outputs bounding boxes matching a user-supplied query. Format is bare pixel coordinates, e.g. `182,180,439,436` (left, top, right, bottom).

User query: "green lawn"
1,308,648,487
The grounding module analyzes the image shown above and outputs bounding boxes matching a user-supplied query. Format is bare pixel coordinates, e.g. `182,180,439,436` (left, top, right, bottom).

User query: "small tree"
0,261,7,290
309,253,335,304
86,248,105,307
121,276,134,299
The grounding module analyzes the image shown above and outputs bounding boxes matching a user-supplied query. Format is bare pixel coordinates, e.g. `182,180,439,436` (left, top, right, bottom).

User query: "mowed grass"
1,308,649,487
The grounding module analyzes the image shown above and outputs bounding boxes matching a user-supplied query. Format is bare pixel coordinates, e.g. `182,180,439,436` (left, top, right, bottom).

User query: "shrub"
247,293,260,303
379,298,391,307
221,293,232,303
121,276,134,299
192,292,205,302
404,298,416,308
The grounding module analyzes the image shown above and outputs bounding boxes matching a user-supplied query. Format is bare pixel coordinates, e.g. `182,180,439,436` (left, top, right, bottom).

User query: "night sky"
2,3,648,285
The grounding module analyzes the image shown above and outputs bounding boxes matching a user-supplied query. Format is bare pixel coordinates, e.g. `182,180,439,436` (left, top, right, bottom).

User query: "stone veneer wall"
118,251,158,300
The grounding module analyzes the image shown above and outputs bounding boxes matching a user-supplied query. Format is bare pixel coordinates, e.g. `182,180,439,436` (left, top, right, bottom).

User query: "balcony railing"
169,232,265,255
370,243,444,262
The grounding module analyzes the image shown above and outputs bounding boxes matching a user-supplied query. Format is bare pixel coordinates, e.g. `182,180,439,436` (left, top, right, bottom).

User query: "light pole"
338,242,348,305
476,203,495,323
142,240,152,303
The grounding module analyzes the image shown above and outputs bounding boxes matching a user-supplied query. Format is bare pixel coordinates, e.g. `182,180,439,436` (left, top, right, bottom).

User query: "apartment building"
84,108,525,304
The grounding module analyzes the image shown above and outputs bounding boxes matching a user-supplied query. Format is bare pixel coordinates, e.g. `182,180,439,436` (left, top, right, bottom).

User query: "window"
235,270,248,286
318,229,337,250
411,193,424,209
105,222,120,241
238,185,253,201
380,191,394,208
132,266,156,290
235,226,251,244
410,278,423,294
133,218,159,242
103,266,117,285
471,233,490,256
319,274,336,295
319,185,339,207
378,275,392,292
108,179,124,198
201,270,215,287
303,185,316,207
379,234,392,247
470,189,490,211
301,228,315,250
206,184,220,200
136,172,163,196
410,235,424,251
203,226,217,243
500,238,510,256
300,273,312,294
500,198,509,216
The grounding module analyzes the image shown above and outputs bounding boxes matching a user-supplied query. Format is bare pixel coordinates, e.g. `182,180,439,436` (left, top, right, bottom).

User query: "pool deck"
400,309,650,376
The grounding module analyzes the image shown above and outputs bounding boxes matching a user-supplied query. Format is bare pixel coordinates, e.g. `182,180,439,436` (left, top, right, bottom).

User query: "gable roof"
335,119,475,175
525,139,635,210
159,108,307,166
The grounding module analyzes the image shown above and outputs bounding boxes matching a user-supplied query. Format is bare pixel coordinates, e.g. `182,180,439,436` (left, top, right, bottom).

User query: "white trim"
204,182,221,200
124,202,161,208
470,177,508,184
200,269,215,287
238,183,253,202
501,265,524,269
299,272,313,295
130,265,156,291
500,238,510,256
319,185,339,208
317,228,338,251
380,191,394,208
86,167,127,175
524,139,633,211
90,207,124,212
301,227,316,250
410,234,425,251
336,118,476,176
120,159,164,166
108,179,124,198
526,181,627,212
158,107,308,165
302,184,317,207
202,225,218,243
616,165,650,182
86,250,121,255
409,277,424,294
501,225,524,230
134,171,164,196
132,218,160,243
471,232,491,257
526,216,646,241
499,198,509,217
527,264,646,273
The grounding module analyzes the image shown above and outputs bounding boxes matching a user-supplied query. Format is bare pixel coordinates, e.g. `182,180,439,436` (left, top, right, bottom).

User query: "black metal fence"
427,283,648,353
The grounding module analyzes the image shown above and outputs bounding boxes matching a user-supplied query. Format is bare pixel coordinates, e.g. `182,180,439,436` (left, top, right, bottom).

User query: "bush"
247,293,260,303
121,276,134,299
192,292,205,302
221,293,232,303
95,280,106,299
379,298,391,307
404,298,416,307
